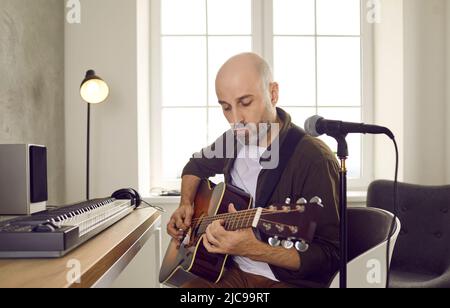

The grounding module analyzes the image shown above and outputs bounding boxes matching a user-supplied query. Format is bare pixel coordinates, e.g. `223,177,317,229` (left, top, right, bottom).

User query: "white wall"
403,0,447,185
374,0,449,186
374,0,405,181
65,0,153,288
65,0,150,203
137,0,151,197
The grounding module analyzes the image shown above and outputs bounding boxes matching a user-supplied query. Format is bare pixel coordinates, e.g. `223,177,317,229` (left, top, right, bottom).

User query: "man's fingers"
228,203,237,213
175,215,188,231
167,218,178,236
215,219,227,231
167,217,184,241
205,225,221,247
210,220,228,239
184,207,193,227
203,235,220,254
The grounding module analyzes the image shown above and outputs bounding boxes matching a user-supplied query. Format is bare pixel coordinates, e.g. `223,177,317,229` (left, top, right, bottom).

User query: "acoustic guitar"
159,179,323,287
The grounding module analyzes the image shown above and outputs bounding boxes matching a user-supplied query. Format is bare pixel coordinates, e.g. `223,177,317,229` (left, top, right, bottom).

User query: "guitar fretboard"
194,208,260,235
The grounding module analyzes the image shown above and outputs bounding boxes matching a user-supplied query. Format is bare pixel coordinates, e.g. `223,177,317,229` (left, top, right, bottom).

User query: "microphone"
304,115,394,140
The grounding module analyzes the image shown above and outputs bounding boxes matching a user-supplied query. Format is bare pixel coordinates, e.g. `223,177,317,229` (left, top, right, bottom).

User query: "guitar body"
159,180,253,287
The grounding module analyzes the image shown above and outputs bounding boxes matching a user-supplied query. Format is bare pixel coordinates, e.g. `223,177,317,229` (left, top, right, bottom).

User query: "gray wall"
0,0,65,204
447,1,450,184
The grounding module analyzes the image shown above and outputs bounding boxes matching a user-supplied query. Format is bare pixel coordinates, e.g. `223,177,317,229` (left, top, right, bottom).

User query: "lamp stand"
86,103,91,201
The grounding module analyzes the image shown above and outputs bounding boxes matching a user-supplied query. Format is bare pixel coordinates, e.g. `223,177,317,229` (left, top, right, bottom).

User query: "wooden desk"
0,208,161,288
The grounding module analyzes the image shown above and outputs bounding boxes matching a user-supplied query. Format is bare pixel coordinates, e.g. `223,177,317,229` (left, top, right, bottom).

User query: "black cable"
385,138,399,288
138,200,166,213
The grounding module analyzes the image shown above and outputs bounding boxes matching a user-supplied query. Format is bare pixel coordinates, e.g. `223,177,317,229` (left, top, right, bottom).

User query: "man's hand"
167,204,194,246
202,204,263,257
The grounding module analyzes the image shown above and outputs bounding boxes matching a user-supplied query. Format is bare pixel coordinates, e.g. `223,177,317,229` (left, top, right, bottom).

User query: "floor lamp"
80,70,109,200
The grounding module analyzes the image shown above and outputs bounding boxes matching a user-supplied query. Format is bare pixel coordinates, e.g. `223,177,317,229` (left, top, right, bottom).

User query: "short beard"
236,104,276,147
238,123,271,146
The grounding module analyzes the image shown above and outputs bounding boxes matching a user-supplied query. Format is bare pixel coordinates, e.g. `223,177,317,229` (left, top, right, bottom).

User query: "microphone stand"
333,134,349,289
304,115,397,288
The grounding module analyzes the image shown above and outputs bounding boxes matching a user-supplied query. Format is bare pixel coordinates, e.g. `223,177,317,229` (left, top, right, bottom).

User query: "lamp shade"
80,70,109,104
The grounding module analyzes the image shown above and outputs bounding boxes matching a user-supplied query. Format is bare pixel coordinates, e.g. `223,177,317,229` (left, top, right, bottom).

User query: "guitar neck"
196,208,262,235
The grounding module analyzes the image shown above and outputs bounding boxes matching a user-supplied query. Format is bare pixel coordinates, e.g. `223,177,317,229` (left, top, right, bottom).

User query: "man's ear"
270,82,279,106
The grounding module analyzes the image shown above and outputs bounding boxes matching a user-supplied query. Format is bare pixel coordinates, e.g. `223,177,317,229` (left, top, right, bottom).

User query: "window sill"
347,191,368,204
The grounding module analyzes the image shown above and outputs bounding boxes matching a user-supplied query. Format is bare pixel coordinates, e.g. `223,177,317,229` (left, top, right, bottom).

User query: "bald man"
167,53,340,288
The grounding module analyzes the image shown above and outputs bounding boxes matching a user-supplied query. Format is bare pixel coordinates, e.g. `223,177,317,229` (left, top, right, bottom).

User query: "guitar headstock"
255,197,324,252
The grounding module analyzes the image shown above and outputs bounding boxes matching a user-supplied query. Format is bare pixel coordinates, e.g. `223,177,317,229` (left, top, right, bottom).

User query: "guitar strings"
193,214,300,237
190,208,304,232
192,209,259,226
190,208,304,227
190,207,304,225
190,208,258,224
190,212,255,231
193,210,258,231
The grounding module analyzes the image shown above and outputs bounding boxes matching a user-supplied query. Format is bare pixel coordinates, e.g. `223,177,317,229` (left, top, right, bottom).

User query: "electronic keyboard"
0,198,134,258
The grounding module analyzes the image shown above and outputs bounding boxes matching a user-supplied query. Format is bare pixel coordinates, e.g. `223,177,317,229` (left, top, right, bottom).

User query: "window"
150,0,373,190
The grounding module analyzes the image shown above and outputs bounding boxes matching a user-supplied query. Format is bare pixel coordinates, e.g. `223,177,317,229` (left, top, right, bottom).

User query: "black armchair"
367,180,450,288
328,207,400,288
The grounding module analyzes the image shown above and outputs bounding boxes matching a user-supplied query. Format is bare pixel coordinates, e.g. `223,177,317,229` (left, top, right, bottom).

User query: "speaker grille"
29,146,48,203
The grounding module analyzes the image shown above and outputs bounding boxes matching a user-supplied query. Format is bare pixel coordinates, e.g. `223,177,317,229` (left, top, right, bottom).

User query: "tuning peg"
295,205,306,213
282,239,294,249
262,223,272,232
295,198,307,213
282,206,291,212
296,198,308,205
268,236,281,247
285,198,291,204
310,197,324,207
295,241,310,252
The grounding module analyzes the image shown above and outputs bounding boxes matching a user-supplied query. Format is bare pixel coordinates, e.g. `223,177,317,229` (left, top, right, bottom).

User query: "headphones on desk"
111,188,142,207
111,189,166,212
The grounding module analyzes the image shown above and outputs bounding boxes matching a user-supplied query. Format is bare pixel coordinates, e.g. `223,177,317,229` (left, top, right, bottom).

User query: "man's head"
215,53,280,145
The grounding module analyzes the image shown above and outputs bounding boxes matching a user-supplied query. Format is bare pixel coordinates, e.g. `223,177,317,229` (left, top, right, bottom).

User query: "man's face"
216,65,278,145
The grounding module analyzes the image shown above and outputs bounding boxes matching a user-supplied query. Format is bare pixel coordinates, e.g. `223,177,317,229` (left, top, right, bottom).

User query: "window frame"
149,0,374,191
